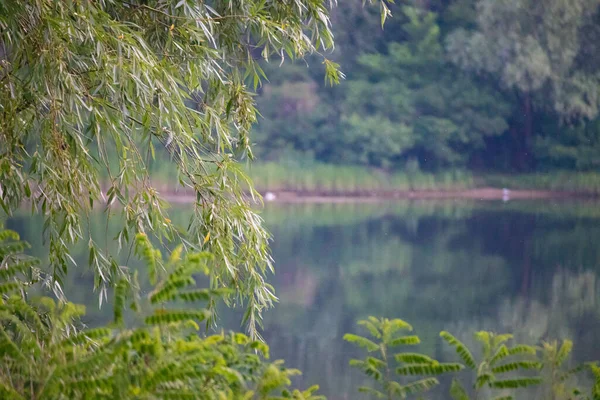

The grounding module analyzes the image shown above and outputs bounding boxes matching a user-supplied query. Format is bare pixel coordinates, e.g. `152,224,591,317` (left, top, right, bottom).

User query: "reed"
247,162,475,194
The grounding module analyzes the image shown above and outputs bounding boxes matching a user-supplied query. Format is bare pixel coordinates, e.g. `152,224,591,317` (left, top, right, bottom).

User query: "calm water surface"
8,200,600,398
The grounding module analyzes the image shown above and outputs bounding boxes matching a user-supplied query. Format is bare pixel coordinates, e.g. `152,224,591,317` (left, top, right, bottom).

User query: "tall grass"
248,162,475,194
132,152,600,196
484,172,600,195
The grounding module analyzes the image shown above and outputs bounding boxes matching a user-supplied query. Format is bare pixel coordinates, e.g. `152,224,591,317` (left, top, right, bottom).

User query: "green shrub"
0,229,323,400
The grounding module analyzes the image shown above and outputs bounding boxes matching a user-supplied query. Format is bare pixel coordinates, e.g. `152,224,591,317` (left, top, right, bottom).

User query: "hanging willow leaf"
0,0,344,339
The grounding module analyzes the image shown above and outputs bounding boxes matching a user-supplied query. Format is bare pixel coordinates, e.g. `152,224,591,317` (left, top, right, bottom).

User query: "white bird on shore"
264,192,276,202
502,188,511,202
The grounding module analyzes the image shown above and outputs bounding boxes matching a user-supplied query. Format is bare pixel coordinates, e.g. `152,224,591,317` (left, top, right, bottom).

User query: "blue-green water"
7,200,600,398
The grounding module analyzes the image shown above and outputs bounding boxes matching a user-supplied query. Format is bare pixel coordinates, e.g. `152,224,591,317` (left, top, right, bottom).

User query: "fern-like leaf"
396,363,463,375
145,309,210,325
556,340,573,366
394,352,435,364
489,377,543,389
491,361,542,374
387,318,413,334
440,331,476,369
397,378,440,396
450,378,469,400
475,372,493,389
358,319,382,339
357,386,386,398
343,334,379,352
0,282,21,294
366,356,387,369
389,335,420,346
492,334,514,349
0,229,20,242
558,363,587,381
489,344,509,365
60,328,112,346
149,276,196,303
177,288,234,302
507,345,537,356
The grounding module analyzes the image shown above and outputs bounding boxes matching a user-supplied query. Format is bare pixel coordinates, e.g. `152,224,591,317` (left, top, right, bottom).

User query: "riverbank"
258,188,577,202
152,162,600,202
249,163,600,196
162,187,582,204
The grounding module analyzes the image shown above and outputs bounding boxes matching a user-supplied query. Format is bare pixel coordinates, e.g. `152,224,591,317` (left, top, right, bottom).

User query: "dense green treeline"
252,0,600,173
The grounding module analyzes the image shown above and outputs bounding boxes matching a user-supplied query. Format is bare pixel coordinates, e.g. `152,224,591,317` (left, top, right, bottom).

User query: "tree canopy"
0,0,357,336
252,0,600,172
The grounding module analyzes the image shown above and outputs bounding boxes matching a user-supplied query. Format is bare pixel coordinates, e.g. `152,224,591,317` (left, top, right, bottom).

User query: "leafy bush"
441,331,542,399
344,317,463,399
0,228,323,399
346,317,600,400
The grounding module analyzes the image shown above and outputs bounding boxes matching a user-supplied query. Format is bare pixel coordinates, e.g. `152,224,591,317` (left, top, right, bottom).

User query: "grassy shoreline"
148,161,600,198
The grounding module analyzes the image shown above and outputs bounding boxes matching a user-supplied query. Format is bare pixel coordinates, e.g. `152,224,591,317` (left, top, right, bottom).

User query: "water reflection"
259,201,600,398
6,200,600,399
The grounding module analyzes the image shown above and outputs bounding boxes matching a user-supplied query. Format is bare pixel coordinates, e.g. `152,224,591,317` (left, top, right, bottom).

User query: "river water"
7,200,600,398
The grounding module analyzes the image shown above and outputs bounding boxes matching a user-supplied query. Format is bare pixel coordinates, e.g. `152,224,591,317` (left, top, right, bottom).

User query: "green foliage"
246,0,600,175
447,0,600,120
337,5,511,168
248,161,474,194
345,315,600,400
537,339,598,400
535,118,600,171
345,316,463,399
441,331,542,399
0,228,324,399
483,171,600,195
0,0,343,336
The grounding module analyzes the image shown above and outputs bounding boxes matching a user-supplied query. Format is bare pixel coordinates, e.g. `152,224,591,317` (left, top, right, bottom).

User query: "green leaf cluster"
345,316,462,399
0,228,323,399
346,316,600,400
0,0,343,336
441,331,542,399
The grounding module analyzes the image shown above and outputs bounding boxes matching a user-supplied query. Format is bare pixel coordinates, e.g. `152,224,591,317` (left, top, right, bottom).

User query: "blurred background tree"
252,0,600,174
